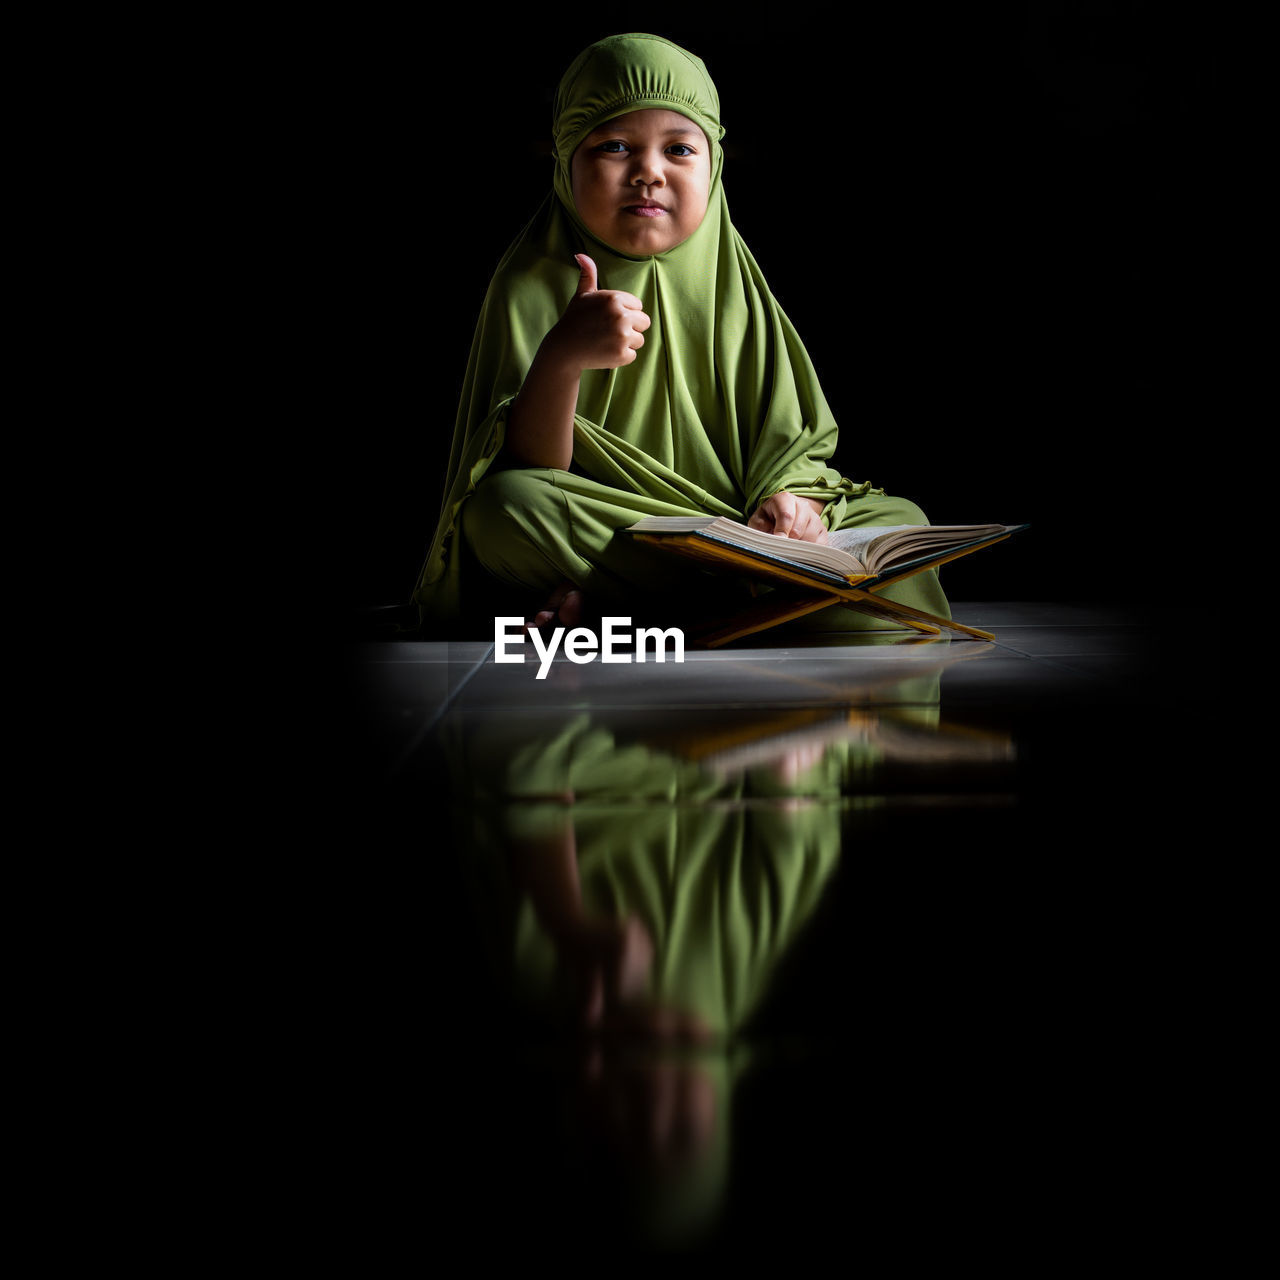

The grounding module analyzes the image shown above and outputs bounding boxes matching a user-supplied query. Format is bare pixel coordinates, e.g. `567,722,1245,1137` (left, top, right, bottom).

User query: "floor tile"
932,601,1147,628
333,600,1188,1260
349,640,493,664
342,646,489,771
988,626,1153,657
448,642,989,712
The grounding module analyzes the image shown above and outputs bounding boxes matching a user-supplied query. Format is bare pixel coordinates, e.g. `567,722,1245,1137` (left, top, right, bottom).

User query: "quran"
624,517,1028,645
625,517,1025,587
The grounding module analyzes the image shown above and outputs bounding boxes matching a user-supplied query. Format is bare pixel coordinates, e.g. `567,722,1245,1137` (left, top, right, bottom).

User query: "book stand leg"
688,591,846,648
836,588,995,642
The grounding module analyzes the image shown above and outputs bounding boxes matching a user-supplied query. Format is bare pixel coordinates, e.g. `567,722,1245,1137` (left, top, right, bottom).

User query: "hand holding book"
746,492,829,543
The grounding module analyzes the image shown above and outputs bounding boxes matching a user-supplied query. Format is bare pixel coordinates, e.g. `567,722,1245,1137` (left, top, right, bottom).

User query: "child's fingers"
557,282,651,367
605,290,645,312
797,507,828,543
772,494,798,536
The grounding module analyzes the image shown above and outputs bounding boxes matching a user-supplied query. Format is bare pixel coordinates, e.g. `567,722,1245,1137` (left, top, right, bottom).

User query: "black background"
304,5,1215,623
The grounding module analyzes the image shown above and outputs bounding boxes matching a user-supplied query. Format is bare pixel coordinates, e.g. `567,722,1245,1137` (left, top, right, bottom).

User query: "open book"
624,516,1026,587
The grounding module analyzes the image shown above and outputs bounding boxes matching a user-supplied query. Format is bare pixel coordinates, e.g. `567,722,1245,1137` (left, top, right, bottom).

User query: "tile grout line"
990,639,1126,682
390,642,495,777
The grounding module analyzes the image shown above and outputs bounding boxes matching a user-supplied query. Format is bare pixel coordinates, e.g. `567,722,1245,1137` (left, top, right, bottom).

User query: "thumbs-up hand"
546,253,651,371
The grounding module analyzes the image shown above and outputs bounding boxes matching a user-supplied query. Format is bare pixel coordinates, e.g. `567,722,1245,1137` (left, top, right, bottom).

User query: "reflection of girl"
414,33,951,634
450,712,847,1038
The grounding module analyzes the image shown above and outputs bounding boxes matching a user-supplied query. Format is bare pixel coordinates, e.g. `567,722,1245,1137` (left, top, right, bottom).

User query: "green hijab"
413,33,878,620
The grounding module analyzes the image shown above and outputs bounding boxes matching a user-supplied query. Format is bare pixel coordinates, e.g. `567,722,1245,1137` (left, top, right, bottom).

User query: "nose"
629,148,666,187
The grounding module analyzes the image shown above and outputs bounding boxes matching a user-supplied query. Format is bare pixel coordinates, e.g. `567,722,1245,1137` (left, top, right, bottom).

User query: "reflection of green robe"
512,800,841,1039
412,34,949,633
452,713,845,1038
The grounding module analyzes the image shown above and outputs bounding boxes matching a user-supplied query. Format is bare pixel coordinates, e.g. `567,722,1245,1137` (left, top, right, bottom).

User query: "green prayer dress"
413,33,950,634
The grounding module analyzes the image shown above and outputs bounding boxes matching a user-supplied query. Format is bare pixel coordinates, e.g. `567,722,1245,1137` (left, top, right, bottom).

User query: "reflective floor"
332,602,1184,1258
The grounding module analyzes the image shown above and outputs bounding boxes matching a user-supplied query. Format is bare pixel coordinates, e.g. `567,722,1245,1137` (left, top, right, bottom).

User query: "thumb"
573,253,598,295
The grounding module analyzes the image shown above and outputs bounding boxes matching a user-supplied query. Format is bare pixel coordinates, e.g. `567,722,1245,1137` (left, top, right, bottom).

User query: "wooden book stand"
630,530,1017,647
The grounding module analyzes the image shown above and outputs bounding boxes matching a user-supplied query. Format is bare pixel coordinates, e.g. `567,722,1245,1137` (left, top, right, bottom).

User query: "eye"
593,139,628,153
667,144,696,157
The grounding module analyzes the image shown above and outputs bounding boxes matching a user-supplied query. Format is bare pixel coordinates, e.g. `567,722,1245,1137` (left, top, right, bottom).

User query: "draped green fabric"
413,33,898,623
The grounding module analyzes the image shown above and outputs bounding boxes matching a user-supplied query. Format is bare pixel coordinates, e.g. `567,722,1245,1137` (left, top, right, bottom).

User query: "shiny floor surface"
335,602,1180,1258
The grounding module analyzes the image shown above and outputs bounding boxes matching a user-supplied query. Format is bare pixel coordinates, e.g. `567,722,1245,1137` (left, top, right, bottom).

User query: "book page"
827,524,921,558
629,515,870,578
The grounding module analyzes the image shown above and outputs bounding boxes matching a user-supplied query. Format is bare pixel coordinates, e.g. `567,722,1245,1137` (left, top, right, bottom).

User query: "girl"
413,32,950,635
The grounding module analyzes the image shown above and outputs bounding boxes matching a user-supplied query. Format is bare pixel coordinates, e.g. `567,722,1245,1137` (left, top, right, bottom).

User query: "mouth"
623,201,668,218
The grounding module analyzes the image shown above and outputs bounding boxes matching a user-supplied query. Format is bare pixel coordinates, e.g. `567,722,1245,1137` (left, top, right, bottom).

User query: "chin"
611,228,683,256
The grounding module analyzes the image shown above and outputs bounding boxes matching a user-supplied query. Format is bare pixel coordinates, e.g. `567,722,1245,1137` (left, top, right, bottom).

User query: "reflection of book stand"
629,523,1026,648
676,707,1014,774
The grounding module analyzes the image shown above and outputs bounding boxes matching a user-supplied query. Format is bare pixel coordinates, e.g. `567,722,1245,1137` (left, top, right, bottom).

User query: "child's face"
571,109,711,256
